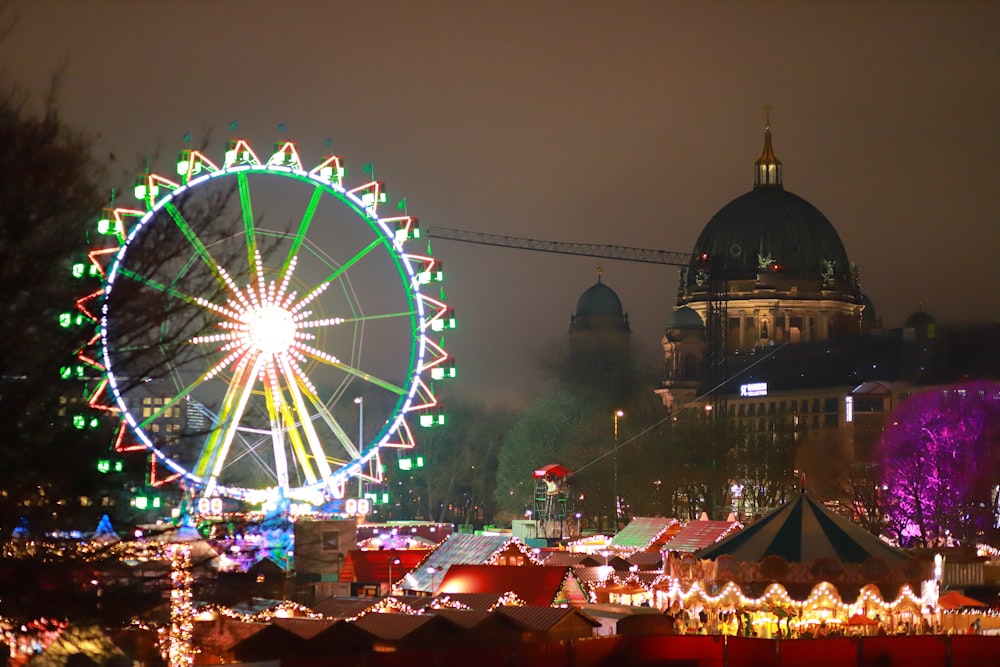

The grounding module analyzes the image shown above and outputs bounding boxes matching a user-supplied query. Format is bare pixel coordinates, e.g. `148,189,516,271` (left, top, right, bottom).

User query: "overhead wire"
572,328,807,477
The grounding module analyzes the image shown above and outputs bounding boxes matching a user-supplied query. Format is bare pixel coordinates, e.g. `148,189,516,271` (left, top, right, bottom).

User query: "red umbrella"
532,463,572,479
938,590,986,610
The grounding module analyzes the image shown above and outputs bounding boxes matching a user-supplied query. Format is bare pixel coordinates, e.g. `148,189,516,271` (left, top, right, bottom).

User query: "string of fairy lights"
4,533,998,666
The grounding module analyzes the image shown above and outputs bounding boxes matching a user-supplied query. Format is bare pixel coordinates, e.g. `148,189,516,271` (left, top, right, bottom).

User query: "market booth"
659,489,932,633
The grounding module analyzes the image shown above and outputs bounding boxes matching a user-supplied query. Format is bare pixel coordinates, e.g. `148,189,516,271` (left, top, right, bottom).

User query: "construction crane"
424,226,691,267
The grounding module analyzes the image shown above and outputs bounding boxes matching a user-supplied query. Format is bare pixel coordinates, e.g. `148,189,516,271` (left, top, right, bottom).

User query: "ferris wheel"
79,137,454,507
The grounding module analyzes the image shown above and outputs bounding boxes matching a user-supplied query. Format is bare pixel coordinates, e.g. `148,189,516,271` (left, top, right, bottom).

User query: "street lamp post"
427,565,438,596
387,556,400,596
706,403,716,519
613,409,624,532
354,397,363,498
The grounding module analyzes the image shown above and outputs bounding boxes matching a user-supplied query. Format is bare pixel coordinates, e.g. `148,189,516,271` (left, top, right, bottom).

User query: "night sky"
7,1,1000,405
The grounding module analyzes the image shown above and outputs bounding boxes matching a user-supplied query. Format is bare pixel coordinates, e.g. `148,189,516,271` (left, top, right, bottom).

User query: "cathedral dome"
667,306,704,330
858,294,877,322
575,280,624,318
904,303,935,331
681,122,857,297
686,188,853,287
571,274,630,333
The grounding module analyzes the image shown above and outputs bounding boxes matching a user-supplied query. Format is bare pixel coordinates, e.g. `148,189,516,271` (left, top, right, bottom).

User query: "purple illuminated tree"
877,381,1000,548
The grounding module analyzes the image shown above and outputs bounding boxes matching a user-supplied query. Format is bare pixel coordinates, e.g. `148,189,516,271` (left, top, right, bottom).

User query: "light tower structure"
532,464,572,538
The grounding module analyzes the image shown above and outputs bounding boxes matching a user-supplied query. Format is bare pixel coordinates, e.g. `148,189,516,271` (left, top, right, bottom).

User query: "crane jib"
425,226,690,267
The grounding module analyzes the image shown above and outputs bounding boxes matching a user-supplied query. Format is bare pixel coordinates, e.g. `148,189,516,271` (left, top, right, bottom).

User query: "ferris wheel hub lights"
246,305,296,355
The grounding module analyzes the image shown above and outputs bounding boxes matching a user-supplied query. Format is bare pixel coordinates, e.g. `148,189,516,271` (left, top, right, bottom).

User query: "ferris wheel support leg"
263,374,291,492
278,356,335,482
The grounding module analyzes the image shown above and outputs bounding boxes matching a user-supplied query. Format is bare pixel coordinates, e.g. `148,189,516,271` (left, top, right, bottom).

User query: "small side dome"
904,301,936,339
903,310,935,329
570,273,630,333
575,281,624,318
667,306,704,330
857,294,877,322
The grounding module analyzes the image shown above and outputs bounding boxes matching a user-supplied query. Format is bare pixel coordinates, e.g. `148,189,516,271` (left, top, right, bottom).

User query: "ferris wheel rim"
95,142,443,505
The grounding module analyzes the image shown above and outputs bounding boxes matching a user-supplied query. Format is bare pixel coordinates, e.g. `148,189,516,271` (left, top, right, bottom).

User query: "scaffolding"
532,464,573,539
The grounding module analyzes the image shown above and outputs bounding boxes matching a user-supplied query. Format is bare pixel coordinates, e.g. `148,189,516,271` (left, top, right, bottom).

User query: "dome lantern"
754,106,782,190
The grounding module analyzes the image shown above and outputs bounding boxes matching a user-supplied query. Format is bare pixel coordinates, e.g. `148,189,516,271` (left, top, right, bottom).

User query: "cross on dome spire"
754,104,783,190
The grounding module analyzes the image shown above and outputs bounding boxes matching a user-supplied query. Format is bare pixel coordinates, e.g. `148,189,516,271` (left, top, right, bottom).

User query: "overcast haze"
6,1,1000,404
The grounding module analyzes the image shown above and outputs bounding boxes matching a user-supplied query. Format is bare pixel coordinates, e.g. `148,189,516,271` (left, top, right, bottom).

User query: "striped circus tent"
695,490,908,565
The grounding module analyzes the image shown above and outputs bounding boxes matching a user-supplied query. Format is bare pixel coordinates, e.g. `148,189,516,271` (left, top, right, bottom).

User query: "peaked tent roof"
665,518,742,553
695,491,908,565
403,533,533,593
610,517,681,552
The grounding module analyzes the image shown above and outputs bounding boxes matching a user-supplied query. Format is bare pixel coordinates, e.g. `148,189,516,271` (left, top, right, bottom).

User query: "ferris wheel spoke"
323,310,415,327
295,310,415,333
276,397,321,486
263,359,323,488
315,237,384,290
297,343,407,395
137,373,203,430
281,186,325,277
164,201,232,290
224,432,275,476
115,267,202,307
276,355,335,483
194,355,262,485
297,382,361,461
262,366,291,491
237,172,259,274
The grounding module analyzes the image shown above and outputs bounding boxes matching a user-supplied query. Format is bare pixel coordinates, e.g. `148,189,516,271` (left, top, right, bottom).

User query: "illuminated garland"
0,616,69,663
347,597,419,620
977,543,1000,558
167,544,194,667
192,601,326,623
587,573,928,619
485,537,544,565
566,535,612,554
487,592,527,610
427,595,471,610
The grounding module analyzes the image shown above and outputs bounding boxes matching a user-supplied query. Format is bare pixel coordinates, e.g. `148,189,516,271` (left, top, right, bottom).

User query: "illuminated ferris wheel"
77,137,454,507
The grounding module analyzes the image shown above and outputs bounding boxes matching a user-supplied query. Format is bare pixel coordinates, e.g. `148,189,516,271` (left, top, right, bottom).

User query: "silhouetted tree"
0,81,109,536
382,395,514,527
